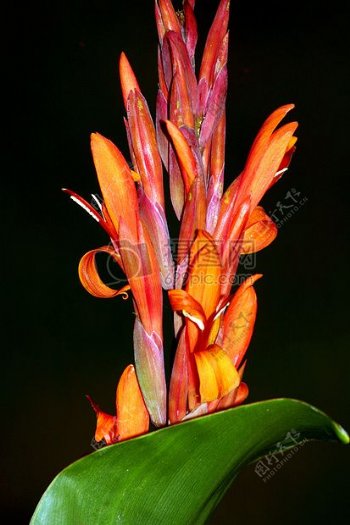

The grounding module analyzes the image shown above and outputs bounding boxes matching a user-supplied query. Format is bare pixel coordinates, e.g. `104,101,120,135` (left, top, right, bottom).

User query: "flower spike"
68,0,299,441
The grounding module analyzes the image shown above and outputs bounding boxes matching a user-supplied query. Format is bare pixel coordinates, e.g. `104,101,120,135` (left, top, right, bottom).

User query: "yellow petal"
186,230,222,319
194,344,240,403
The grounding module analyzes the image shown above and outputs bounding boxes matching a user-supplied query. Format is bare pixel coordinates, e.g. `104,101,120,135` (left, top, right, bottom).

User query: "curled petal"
168,289,206,330
242,206,278,254
194,344,240,403
116,365,149,441
78,246,130,299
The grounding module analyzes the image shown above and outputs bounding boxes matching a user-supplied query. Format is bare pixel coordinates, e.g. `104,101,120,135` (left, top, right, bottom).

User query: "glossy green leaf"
31,398,348,525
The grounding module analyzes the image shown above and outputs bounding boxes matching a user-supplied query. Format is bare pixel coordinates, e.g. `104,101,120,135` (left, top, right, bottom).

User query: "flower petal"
194,344,240,403
222,274,262,366
183,0,198,65
139,190,174,290
248,121,299,210
78,246,130,299
242,206,278,254
177,176,206,263
86,395,118,445
90,133,139,240
168,289,206,330
234,106,298,211
164,120,198,194
119,52,141,108
116,365,149,441
126,89,164,209
199,0,230,89
119,219,163,337
155,0,182,42
245,104,295,177
199,65,227,147
186,230,222,319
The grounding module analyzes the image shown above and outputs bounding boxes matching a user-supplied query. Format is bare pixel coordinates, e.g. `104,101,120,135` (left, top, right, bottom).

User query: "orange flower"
66,0,298,444
87,365,149,444
168,230,262,422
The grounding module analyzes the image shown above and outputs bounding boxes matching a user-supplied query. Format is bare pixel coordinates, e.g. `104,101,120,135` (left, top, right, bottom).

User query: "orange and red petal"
242,206,278,254
90,133,139,240
168,289,206,330
164,120,198,194
222,274,262,366
186,230,222,319
116,364,149,441
119,52,141,109
199,0,230,88
78,246,130,299
87,395,118,445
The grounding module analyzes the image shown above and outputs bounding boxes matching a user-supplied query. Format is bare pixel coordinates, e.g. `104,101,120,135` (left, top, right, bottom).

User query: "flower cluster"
66,0,297,445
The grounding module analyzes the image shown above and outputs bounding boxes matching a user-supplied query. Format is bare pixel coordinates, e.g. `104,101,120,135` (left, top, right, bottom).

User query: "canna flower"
168,230,262,422
66,0,298,444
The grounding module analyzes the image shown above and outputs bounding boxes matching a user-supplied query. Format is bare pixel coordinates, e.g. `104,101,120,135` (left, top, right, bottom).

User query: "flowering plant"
31,1,348,523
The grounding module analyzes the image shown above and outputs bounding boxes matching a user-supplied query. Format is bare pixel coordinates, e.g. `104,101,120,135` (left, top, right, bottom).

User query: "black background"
3,0,349,523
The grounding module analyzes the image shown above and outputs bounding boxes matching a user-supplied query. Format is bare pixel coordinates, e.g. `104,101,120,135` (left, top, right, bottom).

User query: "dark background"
3,0,349,523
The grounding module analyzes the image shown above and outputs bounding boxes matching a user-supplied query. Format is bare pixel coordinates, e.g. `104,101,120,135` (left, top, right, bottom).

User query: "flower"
87,365,149,444
66,0,298,445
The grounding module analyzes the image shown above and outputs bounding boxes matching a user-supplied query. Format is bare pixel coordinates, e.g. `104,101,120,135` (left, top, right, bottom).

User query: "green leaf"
31,399,348,525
